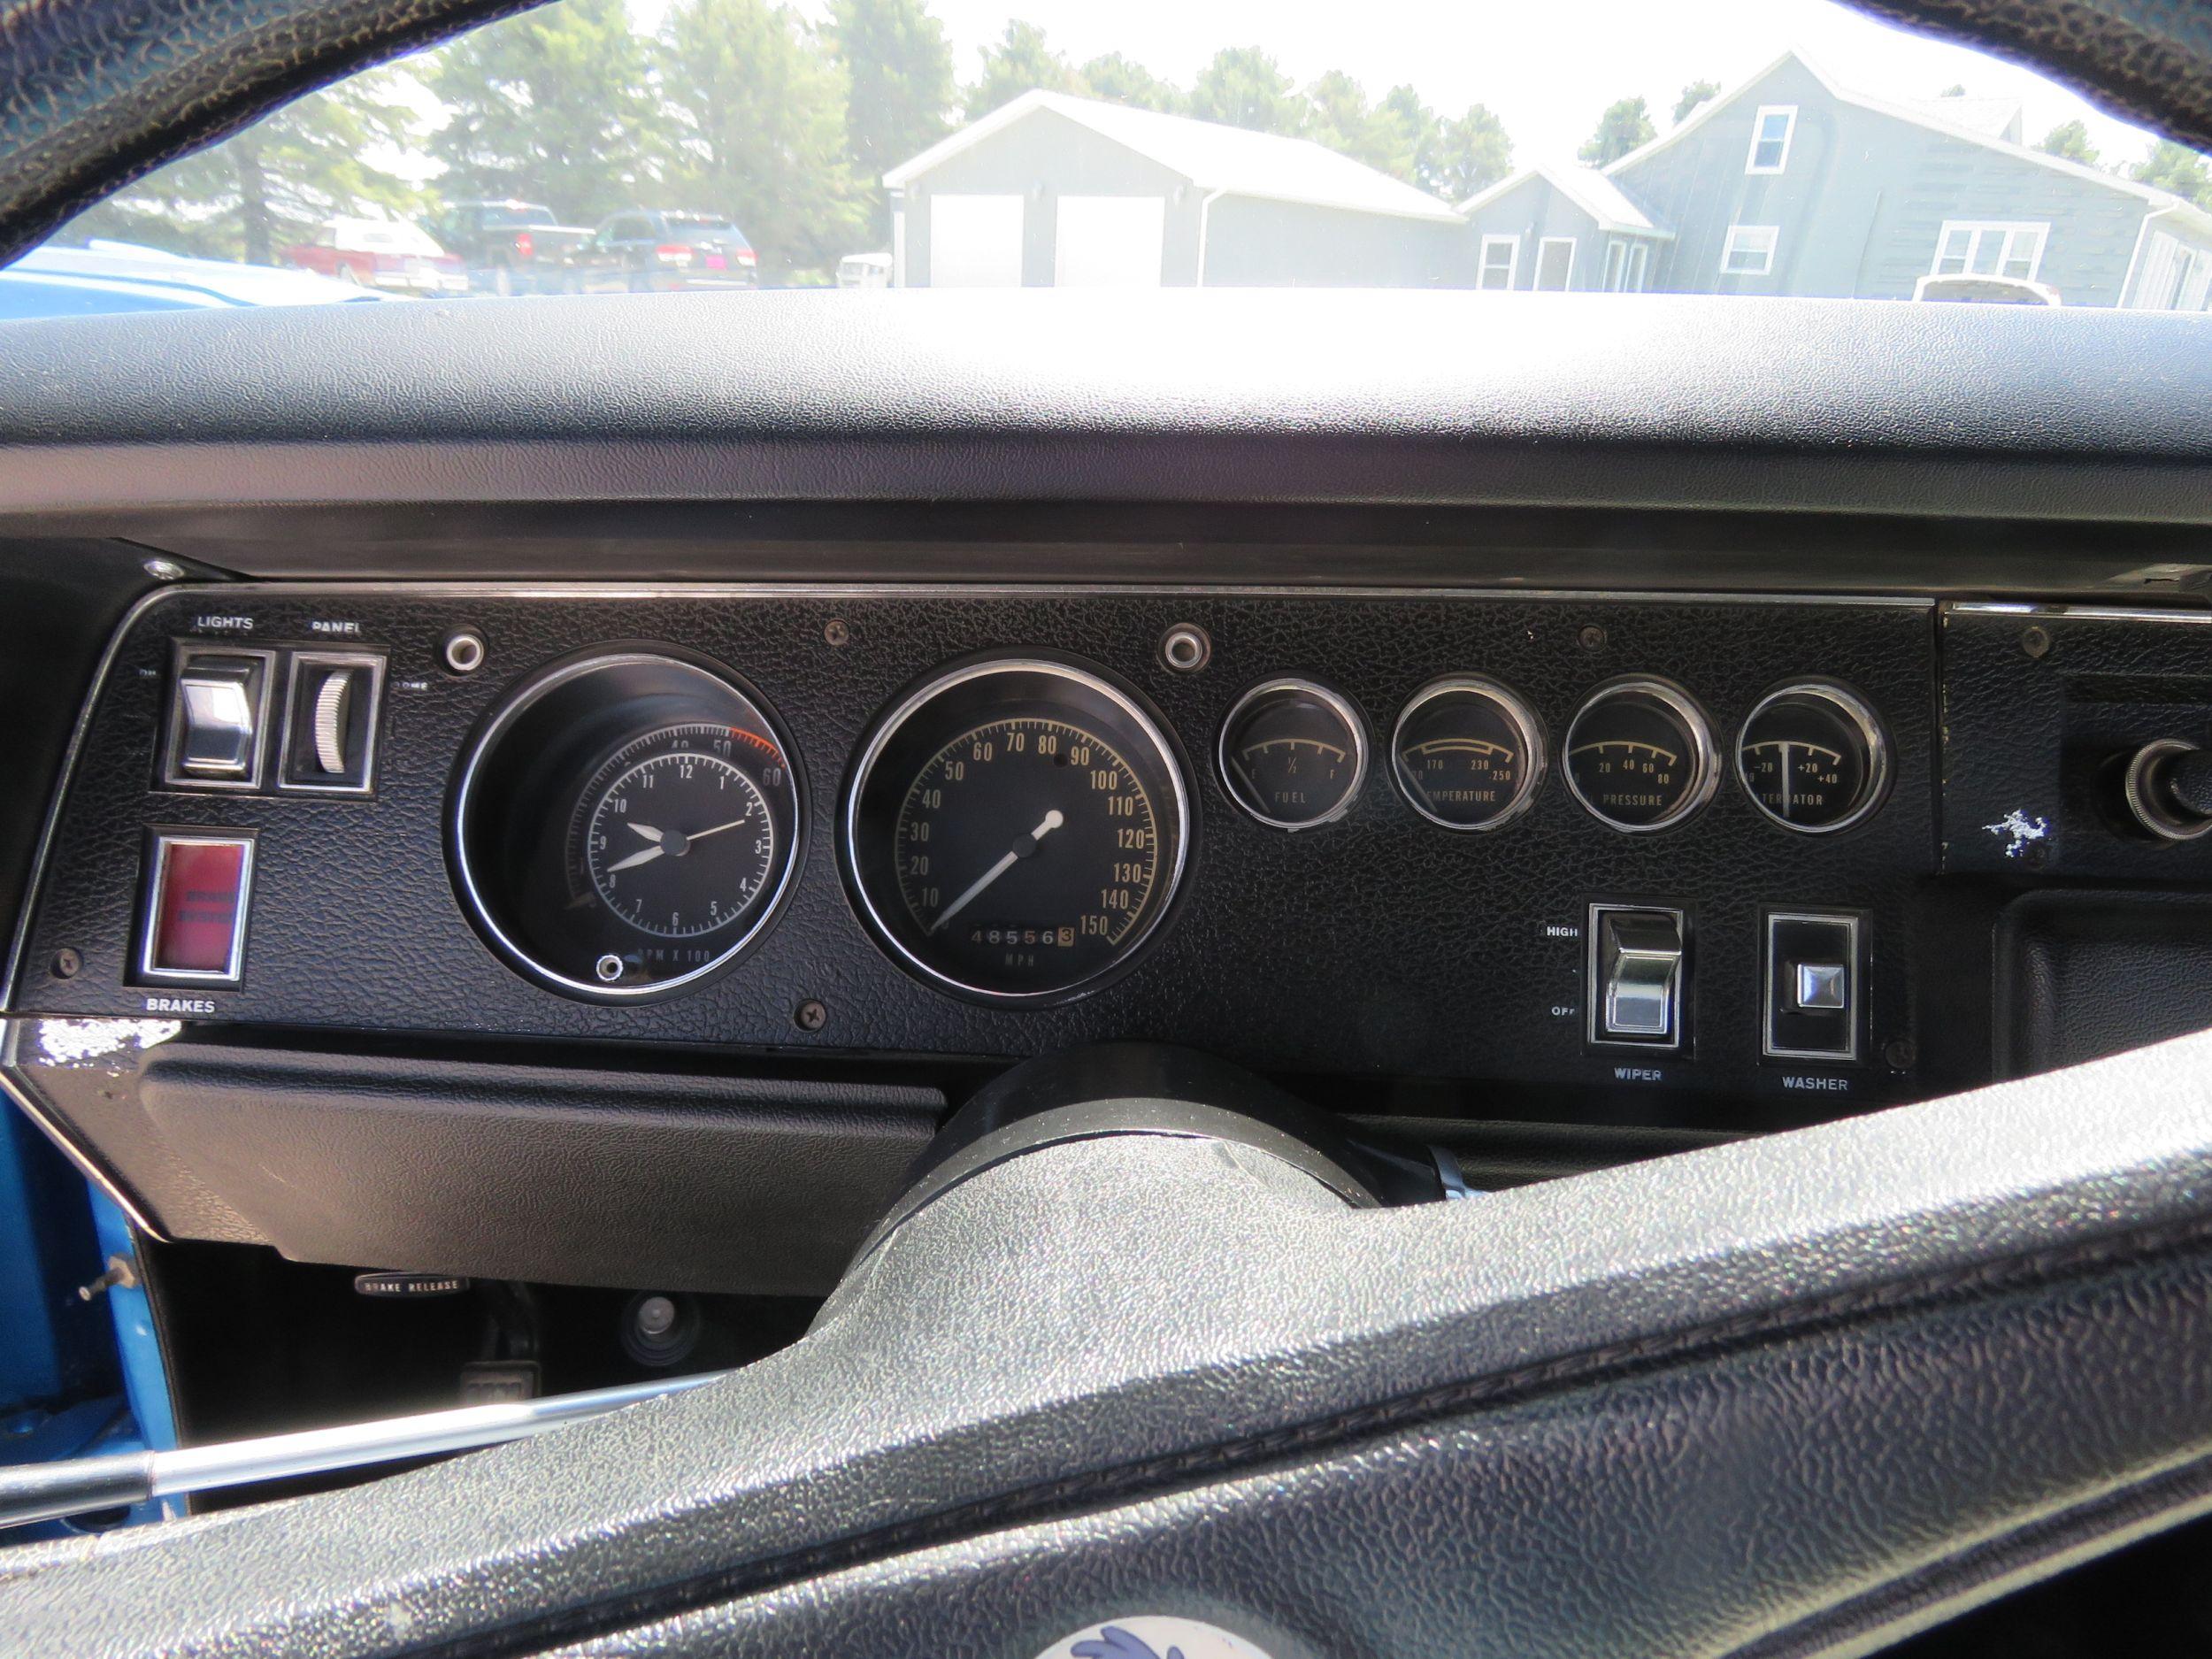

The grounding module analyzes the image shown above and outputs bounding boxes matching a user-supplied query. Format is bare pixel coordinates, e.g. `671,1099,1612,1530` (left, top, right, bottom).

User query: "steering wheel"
6,1028,2212,1655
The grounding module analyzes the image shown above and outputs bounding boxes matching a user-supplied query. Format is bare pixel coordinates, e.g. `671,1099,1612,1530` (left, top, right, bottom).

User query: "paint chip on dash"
1984,809,2050,859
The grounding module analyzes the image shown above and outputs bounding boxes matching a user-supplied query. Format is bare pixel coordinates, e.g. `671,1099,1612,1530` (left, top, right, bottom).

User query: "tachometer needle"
928,809,1064,935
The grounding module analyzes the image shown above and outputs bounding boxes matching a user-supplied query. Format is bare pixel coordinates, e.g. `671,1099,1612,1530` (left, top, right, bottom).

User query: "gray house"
1463,51,2212,310
882,89,1468,288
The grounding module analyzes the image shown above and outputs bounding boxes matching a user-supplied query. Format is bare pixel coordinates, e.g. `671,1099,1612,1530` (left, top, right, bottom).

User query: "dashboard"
6,292,2212,1304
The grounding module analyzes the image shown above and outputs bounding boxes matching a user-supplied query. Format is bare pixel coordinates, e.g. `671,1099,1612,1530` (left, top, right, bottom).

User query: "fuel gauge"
1735,682,1890,833
1218,679,1367,829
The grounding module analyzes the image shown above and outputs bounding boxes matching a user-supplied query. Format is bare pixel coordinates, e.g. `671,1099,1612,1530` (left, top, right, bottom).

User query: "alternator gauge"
1389,677,1545,831
1735,682,1890,833
1218,679,1366,829
1563,678,1717,833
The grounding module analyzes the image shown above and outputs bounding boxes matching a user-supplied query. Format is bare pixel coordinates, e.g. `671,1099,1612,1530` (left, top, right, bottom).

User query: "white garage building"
882,89,1469,288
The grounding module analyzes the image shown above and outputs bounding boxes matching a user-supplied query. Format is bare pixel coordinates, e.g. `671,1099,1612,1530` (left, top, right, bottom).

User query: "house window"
1602,239,1651,293
1533,236,1576,291
1746,105,1797,174
1478,234,1519,290
1932,220,2048,281
1720,224,1778,276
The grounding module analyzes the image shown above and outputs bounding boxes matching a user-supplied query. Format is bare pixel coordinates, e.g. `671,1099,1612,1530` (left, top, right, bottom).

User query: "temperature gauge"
1218,679,1366,829
1390,677,1545,831
1563,679,1717,832
1735,682,1890,833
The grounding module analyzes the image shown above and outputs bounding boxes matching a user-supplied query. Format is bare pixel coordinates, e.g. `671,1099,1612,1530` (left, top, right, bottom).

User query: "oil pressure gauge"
1735,682,1890,833
1563,678,1717,833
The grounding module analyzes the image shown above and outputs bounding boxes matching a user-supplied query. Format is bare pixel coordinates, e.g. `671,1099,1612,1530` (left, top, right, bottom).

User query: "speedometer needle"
928,809,1064,935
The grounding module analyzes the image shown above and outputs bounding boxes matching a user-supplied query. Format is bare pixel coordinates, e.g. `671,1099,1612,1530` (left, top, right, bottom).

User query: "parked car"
574,210,759,292
0,239,396,319
426,198,593,295
837,250,893,289
282,217,468,296
1912,272,2062,304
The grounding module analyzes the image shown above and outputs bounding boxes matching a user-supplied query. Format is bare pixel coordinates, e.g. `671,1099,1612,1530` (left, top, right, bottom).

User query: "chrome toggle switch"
164,649,273,789
1587,904,1686,1049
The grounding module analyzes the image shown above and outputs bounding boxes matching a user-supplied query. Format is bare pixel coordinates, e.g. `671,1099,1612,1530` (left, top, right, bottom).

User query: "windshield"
25,0,2212,312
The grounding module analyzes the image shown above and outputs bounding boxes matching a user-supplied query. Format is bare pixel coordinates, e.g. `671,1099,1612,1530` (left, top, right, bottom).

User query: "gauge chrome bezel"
842,656,1192,1005
450,649,804,1002
1217,677,1369,832
1562,675,1719,833
1733,680,1893,836
1388,675,1548,833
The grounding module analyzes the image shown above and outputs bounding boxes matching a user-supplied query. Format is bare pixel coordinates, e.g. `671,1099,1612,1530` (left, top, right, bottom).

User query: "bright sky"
883,0,2160,169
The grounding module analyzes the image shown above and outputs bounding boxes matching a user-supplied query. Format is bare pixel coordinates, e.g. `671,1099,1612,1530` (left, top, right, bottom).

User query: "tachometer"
846,657,1189,1002
452,651,802,999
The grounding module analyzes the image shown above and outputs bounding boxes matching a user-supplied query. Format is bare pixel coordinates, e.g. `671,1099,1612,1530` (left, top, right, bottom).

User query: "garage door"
1055,196,1166,288
929,195,1025,288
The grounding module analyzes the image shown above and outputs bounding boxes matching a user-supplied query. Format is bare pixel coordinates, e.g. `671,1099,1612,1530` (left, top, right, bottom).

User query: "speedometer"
846,657,1189,1002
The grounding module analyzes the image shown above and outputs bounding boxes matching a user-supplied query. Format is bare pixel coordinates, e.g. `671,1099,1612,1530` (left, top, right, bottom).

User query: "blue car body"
0,241,396,319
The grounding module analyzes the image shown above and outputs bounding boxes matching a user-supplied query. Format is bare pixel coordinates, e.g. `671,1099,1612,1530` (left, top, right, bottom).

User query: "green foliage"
70,74,420,263
659,0,868,279
2135,140,2212,207
1078,53,1184,114
1672,80,1719,125
426,0,663,227
828,0,954,237
1190,46,1303,137
1578,96,1655,166
964,20,1078,119
2037,119,2098,166
1425,104,1513,201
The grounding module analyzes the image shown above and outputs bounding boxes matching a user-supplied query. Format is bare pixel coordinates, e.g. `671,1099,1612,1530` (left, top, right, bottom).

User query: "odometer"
847,658,1188,1002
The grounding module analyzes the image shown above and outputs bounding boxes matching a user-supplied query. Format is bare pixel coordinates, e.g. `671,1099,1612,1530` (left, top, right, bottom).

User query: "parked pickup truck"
427,199,595,294
281,217,468,296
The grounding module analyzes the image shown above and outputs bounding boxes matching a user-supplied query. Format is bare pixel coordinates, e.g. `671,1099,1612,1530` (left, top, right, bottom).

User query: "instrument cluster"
450,643,1893,1008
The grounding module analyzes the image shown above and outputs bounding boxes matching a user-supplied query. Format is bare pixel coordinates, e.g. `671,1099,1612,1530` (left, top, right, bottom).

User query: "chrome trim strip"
843,657,1192,1005
0,1020,164,1237
1732,681,1893,838
1388,675,1548,833
1947,602,2212,623
1562,676,1720,834
2,580,178,1012
1217,678,1369,832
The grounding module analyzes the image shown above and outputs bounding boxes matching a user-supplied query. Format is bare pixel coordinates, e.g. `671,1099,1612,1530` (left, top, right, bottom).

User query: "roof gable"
883,89,1463,224
1459,161,1671,236
1605,47,2208,230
